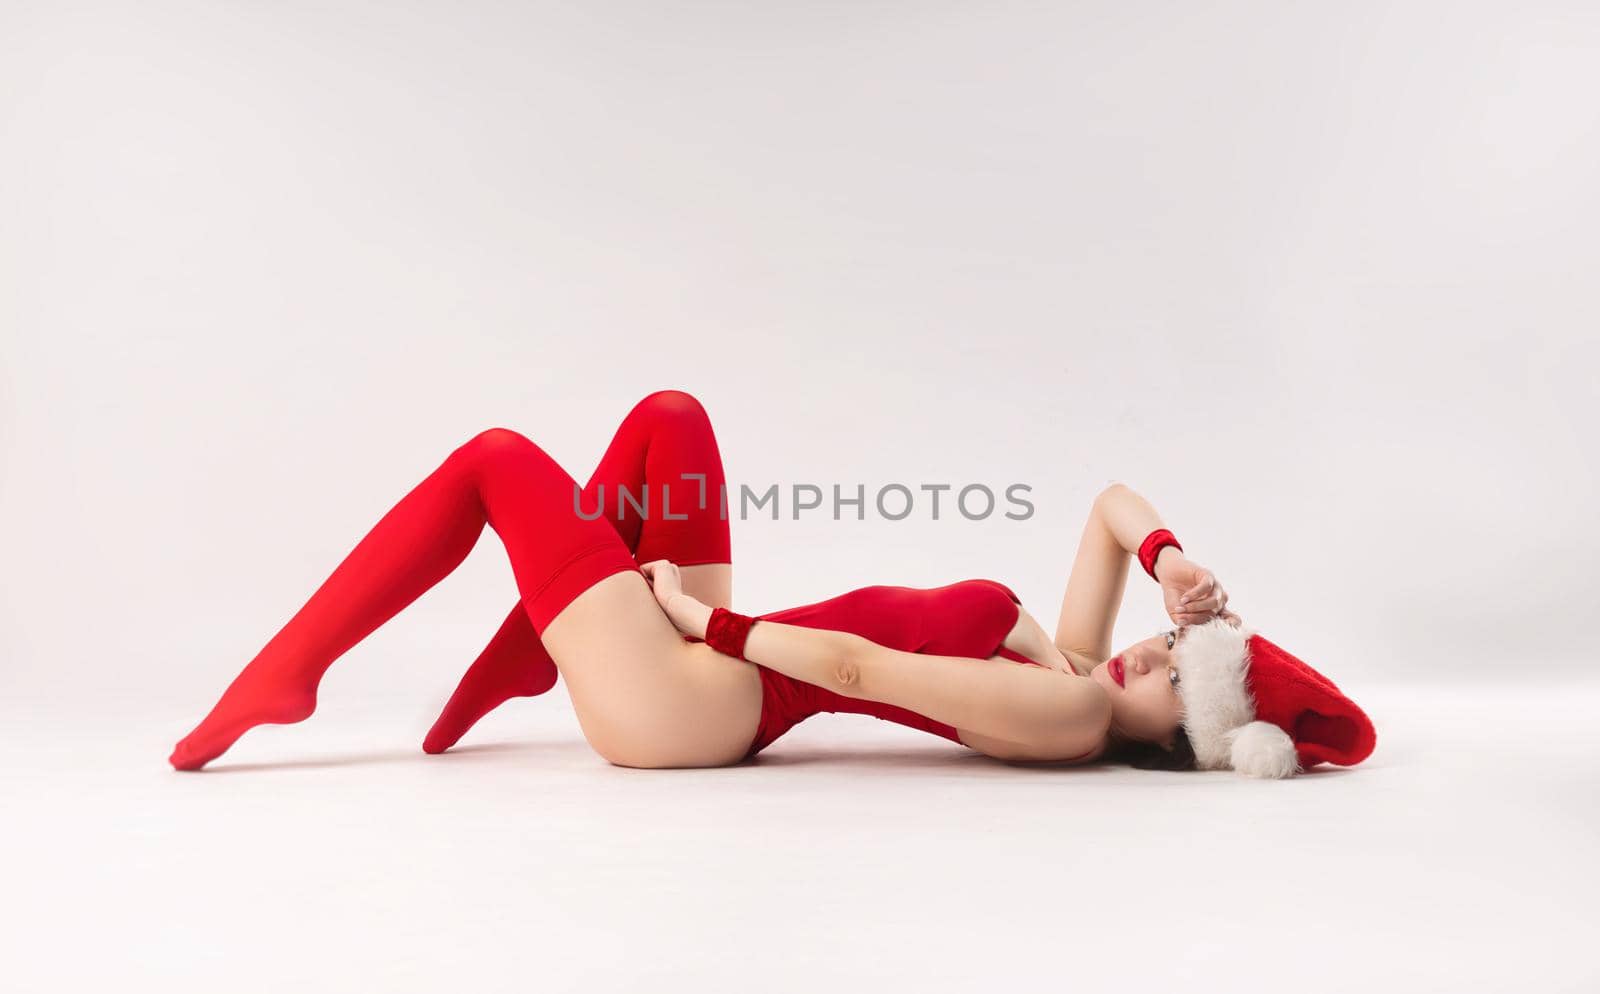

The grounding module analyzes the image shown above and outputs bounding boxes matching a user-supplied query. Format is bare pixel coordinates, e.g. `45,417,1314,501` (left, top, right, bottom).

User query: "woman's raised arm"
1052,483,1234,665
1052,483,1178,663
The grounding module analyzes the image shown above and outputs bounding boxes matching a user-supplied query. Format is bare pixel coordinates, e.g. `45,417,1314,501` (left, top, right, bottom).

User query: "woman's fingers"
1174,592,1230,626
1180,574,1215,605
1181,578,1228,613
1174,584,1226,621
639,559,678,592
640,559,672,578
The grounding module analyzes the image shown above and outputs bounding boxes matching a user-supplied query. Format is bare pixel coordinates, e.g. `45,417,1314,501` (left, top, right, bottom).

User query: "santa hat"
1171,618,1377,778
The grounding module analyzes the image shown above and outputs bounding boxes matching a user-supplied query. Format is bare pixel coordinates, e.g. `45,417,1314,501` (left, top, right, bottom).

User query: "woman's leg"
423,390,733,754
170,422,755,771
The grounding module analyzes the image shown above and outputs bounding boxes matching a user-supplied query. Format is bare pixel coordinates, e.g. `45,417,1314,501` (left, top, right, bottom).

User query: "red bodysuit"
742,579,1046,758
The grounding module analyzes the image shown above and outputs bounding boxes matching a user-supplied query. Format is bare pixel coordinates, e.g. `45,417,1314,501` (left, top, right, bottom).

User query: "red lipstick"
1110,656,1125,687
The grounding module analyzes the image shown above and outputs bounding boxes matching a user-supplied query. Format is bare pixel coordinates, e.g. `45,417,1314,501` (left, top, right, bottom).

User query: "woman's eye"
1168,668,1181,689
1165,632,1176,650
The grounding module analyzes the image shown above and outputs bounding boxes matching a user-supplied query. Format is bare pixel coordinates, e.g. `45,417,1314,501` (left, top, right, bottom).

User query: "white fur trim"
1228,721,1300,779
1171,617,1258,772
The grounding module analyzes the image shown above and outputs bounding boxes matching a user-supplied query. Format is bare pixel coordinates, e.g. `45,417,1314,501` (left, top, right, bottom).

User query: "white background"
2,3,1596,992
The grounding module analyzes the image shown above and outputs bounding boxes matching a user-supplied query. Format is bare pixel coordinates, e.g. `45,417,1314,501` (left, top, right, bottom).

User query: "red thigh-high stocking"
169,428,640,771
422,390,731,754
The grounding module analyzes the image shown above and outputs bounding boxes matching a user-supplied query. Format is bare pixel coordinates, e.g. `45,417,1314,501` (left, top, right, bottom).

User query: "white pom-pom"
1228,721,1300,779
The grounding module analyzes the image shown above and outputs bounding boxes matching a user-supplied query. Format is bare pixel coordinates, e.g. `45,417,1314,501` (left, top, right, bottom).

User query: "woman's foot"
423,646,559,754
168,665,321,771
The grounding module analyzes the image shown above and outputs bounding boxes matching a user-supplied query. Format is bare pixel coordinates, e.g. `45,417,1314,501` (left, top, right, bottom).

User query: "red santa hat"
1171,618,1377,778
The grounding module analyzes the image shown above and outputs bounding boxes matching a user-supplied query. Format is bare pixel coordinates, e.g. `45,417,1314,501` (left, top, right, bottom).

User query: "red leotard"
741,579,1046,758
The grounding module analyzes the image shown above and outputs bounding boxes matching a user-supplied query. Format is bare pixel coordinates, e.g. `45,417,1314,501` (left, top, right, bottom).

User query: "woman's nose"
1132,657,1149,674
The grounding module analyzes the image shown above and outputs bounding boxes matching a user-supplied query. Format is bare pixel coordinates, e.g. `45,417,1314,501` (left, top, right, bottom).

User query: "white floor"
5,680,1597,994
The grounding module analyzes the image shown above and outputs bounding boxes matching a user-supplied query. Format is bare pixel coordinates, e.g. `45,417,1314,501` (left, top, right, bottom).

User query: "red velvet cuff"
1138,528,1183,581
705,607,757,660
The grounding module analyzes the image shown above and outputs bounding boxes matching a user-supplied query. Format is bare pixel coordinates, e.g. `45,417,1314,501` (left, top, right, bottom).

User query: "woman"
170,390,1375,777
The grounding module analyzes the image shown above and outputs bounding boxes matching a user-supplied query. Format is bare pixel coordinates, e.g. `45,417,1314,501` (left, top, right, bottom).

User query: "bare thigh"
541,570,761,768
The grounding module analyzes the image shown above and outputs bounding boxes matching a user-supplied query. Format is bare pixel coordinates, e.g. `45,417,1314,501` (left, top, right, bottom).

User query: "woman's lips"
1110,656,1125,687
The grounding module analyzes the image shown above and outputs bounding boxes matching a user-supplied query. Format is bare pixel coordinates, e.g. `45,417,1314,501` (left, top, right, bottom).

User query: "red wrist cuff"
1138,529,1183,581
705,607,757,660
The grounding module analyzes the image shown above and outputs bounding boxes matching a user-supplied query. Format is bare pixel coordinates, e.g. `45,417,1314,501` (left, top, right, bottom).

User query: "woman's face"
1089,628,1186,748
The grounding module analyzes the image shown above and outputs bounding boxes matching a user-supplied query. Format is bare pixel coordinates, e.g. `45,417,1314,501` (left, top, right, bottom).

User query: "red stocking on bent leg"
170,428,637,771
422,390,732,754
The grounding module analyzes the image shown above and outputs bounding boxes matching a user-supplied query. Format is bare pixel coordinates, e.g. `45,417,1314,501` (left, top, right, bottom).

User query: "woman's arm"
1052,483,1188,663
1001,606,1073,671
650,572,1110,759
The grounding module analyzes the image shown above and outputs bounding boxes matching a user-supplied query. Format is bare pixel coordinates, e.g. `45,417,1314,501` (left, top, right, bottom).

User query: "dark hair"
1116,724,1199,772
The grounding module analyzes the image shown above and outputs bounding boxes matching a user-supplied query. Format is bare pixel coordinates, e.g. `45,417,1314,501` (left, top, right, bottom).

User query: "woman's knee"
632,389,711,428
455,426,541,467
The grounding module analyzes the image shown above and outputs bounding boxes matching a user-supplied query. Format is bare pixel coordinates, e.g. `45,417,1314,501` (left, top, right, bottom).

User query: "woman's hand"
639,560,712,638
640,558,683,611
1154,549,1236,627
